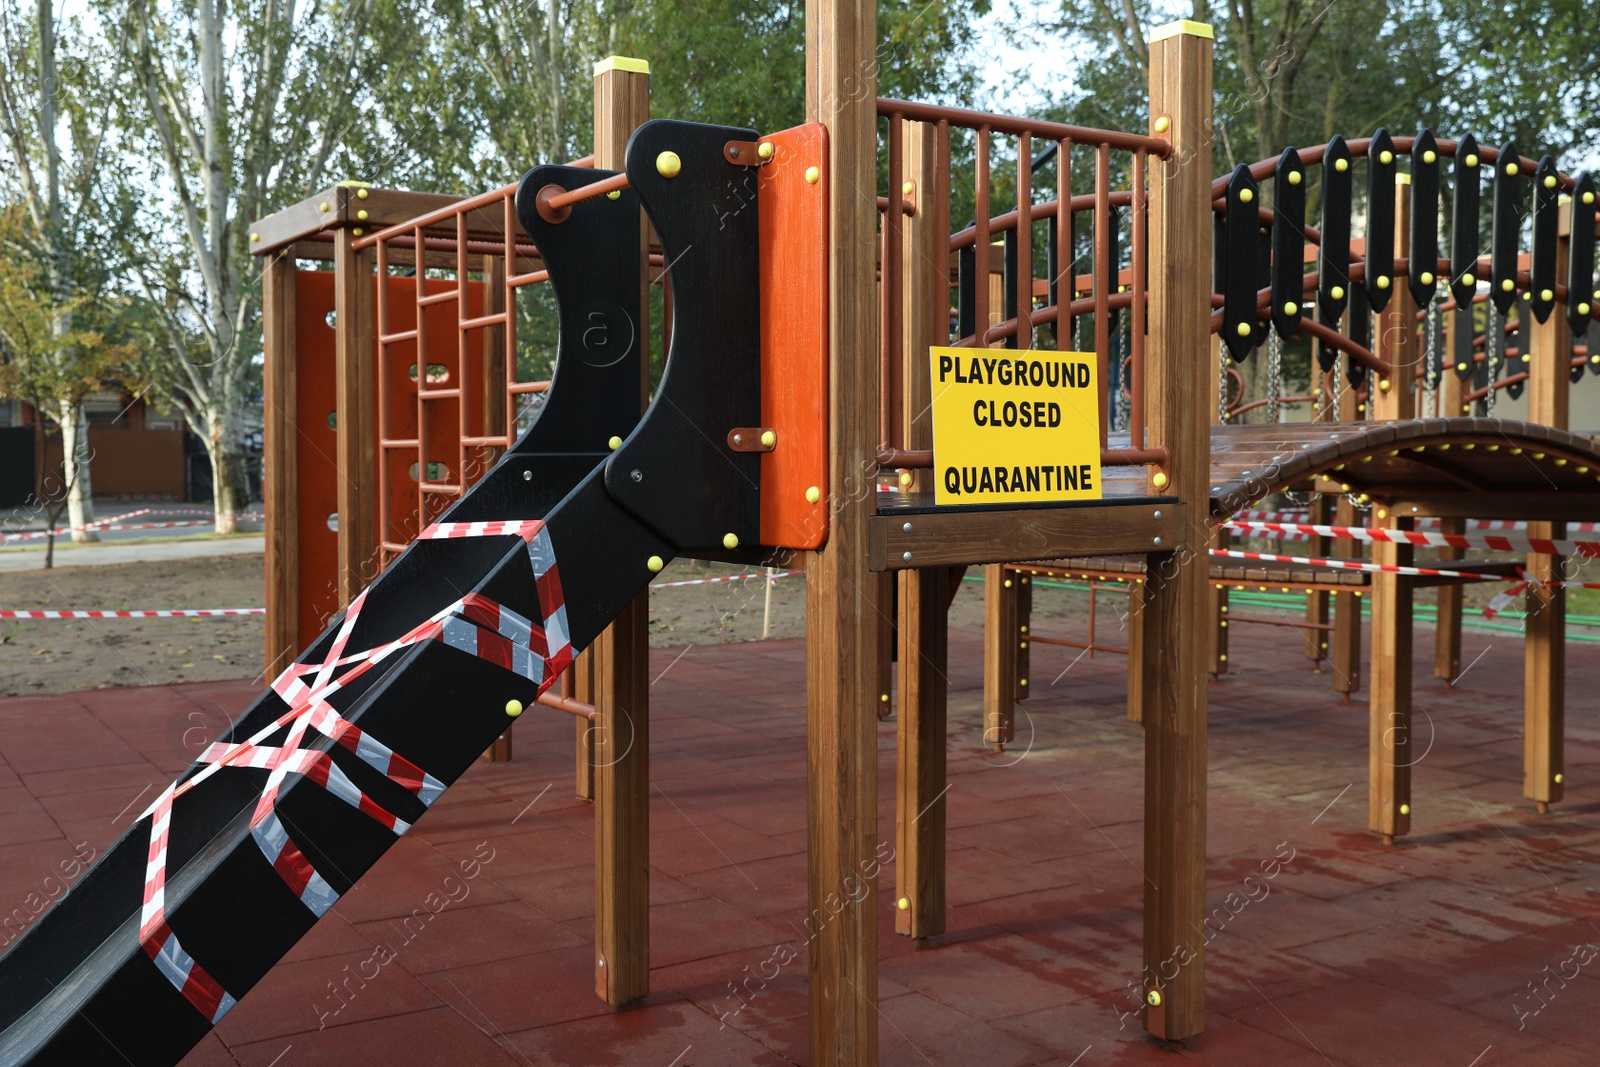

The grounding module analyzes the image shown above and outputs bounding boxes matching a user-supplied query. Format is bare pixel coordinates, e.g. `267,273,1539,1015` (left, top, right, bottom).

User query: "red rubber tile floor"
0,612,1597,1066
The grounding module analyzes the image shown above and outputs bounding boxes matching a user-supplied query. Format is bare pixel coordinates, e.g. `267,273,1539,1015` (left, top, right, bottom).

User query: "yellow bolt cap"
352,228,363,236
805,485,821,504
1502,279,1515,291
1462,272,1476,285
357,209,369,221
1152,471,1169,489
505,699,524,717
1288,170,1302,186
1555,773,1564,783
250,232,260,242
899,471,913,486
319,201,330,212
1335,158,1349,172
1154,116,1170,133
1585,192,1596,205
1236,322,1251,337
1379,378,1391,390
608,435,622,450
897,897,910,910
1399,803,1410,815
1465,153,1479,167
1423,149,1437,164
760,429,776,448
647,555,665,573
1239,188,1254,203
805,166,820,184
1284,301,1298,316
1544,174,1557,188
1148,990,1163,1007
357,188,369,199
758,141,774,161
656,151,682,178
1506,162,1519,175
607,189,621,200
1541,288,1554,301
1331,285,1345,300
722,532,739,549
1380,150,1394,164
1420,271,1434,285
902,180,913,195
1376,275,1390,290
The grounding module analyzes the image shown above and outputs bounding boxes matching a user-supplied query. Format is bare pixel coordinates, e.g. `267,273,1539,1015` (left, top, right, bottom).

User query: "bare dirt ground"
0,553,1107,697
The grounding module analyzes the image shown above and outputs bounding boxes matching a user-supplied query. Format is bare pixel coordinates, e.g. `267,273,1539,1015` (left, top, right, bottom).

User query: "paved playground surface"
0,620,1595,1065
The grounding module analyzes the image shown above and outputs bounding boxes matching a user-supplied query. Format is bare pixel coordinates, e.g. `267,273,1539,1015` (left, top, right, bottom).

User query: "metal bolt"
902,551,913,563
1153,510,1162,520
522,470,532,481
902,522,912,533
630,469,643,483
729,145,740,158
1153,536,1163,546
732,433,743,445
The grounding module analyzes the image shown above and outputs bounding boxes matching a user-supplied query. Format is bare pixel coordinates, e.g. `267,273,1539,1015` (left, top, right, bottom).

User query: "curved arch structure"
1190,420,1600,522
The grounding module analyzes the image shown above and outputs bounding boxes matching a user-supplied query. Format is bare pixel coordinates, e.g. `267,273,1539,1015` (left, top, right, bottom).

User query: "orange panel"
292,271,343,646
757,123,830,549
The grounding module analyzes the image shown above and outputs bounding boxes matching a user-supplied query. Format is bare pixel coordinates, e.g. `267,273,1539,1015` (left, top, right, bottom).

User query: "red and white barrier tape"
0,608,262,619
2,508,262,543
134,515,568,1022
1224,520,1600,558
1211,547,1600,587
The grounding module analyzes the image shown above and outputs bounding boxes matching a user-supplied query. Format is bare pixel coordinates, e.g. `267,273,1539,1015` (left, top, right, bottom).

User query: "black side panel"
1450,134,1482,306
604,119,762,553
1529,155,1560,325
1409,129,1440,307
1222,165,1260,363
1365,128,1396,311
1491,141,1523,316
1271,147,1305,339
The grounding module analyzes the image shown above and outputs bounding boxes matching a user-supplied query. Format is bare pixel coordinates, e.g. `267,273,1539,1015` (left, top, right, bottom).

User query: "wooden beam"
590,54,653,1009
1141,20,1213,1041
333,228,377,604
896,564,947,939
1331,321,1363,699
1368,511,1413,843
983,564,1019,750
1524,204,1570,812
262,251,299,677
1304,494,1331,666
1127,577,1146,721
894,118,950,940
869,501,1183,569
574,655,595,800
1433,517,1464,683
1207,334,1228,682
806,0,882,1060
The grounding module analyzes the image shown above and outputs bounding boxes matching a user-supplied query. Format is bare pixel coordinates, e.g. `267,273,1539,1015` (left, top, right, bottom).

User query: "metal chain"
1485,304,1499,417
1422,292,1439,418
1115,317,1132,431
1266,329,1283,424
1218,350,1230,423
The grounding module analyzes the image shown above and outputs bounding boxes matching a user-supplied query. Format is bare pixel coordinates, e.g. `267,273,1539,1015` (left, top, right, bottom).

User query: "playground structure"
2,7,1599,1065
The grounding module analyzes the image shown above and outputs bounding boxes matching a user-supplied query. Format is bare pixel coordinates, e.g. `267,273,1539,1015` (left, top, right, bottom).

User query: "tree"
113,0,436,533
0,0,124,540
0,209,136,567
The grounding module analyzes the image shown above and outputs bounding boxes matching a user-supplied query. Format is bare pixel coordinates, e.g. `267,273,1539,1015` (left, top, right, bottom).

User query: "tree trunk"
56,398,97,542
206,407,241,534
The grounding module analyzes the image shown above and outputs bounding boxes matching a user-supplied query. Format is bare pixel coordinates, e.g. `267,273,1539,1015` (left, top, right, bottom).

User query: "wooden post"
983,564,1019,748
895,119,949,940
1524,203,1570,812
590,54,652,1008
1368,510,1413,844
1016,572,1032,702
333,228,377,604
1368,179,1415,843
1127,577,1146,721
1331,355,1362,698
262,250,300,677
1141,20,1212,1041
573,658,595,799
806,0,882,1060
1305,494,1331,667
1433,516,1464,682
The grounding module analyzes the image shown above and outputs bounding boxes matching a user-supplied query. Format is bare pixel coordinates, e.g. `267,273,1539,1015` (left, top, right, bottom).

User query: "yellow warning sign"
929,347,1102,506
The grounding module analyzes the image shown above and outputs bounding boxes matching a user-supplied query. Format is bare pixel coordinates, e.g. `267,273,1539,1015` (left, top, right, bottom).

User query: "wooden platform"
873,417,1600,571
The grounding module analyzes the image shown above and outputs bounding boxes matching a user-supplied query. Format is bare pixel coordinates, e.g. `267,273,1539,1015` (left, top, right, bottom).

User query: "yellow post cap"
1150,19,1213,41
594,56,650,76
